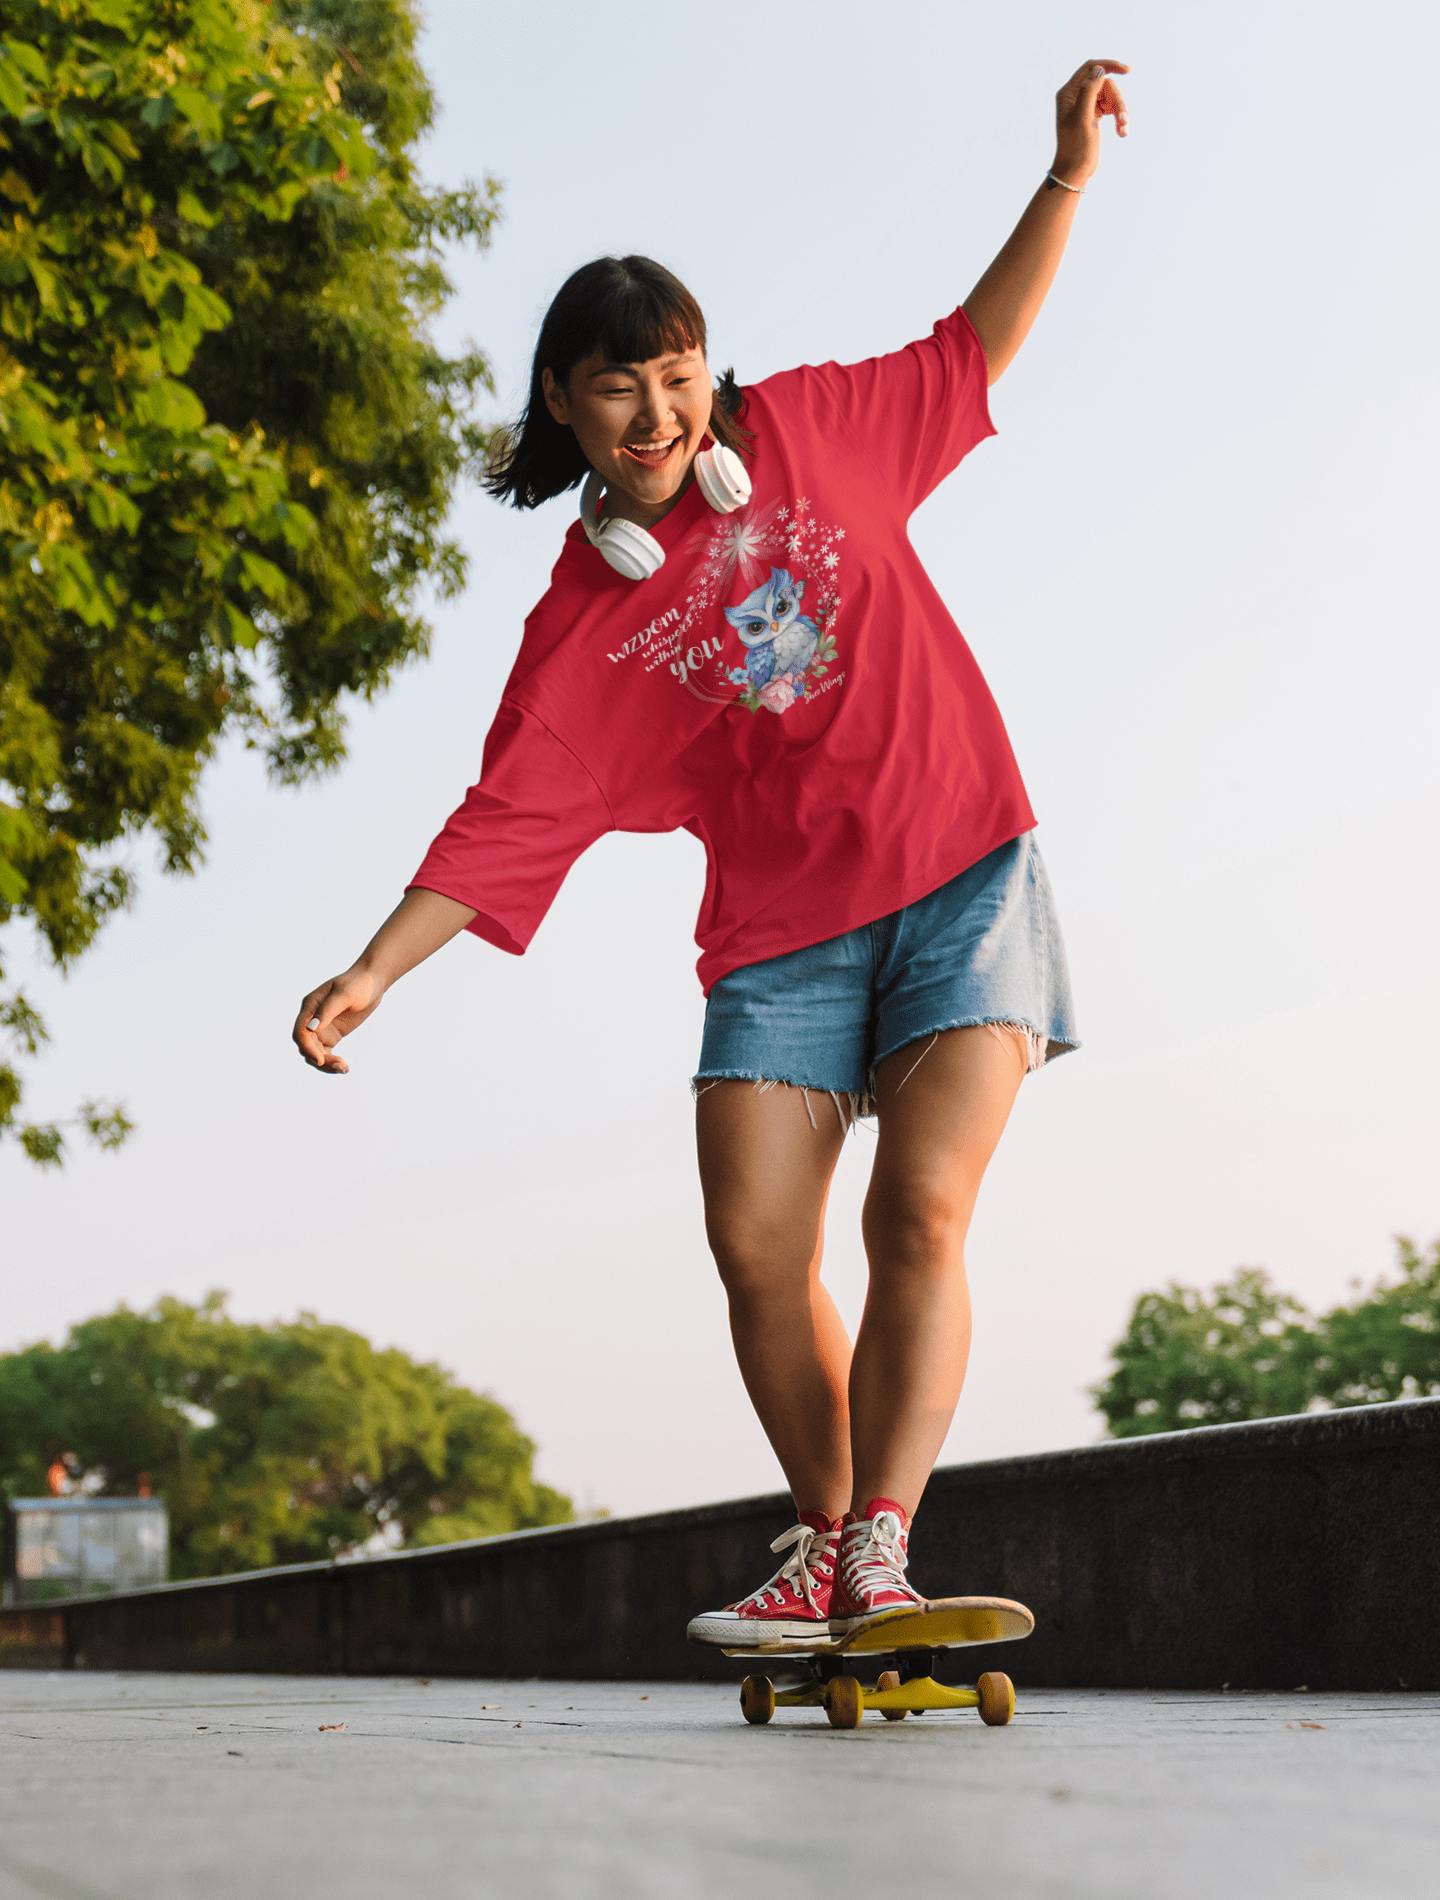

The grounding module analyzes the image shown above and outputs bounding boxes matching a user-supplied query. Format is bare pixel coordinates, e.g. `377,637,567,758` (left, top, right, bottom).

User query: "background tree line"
1,0,496,1160
1093,1235,1440,1436
0,1295,573,1575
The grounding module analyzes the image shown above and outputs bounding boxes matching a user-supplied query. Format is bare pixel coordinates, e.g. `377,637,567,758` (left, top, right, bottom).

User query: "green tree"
1092,1239,1440,1435
1314,1237,1440,1405
0,1294,573,1577
1091,1267,1321,1437
0,0,497,1162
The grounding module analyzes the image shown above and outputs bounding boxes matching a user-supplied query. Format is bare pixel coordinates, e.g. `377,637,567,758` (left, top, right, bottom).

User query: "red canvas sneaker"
686,1512,841,1647
827,1497,926,1632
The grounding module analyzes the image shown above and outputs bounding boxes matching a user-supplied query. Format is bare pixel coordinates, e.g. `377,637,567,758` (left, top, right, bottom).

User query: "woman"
294,60,1129,1643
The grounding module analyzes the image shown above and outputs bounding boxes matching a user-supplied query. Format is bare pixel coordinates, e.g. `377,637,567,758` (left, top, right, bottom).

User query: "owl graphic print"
412,306,1037,994
659,499,844,715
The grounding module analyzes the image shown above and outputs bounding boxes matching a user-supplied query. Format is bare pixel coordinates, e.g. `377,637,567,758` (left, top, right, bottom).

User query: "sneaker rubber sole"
686,1611,832,1648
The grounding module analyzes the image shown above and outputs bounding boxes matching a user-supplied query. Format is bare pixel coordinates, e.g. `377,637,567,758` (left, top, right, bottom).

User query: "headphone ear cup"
581,470,665,579
694,444,753,514
595,517,665,581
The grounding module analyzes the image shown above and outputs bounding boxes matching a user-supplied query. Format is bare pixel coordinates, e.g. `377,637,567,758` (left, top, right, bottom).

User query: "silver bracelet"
1046,170,1084,195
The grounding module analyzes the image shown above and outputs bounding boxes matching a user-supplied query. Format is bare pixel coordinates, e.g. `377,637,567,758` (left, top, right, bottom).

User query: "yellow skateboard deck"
719,1594,1033,1658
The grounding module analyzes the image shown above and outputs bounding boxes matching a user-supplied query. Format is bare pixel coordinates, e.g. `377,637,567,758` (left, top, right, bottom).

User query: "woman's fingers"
311,982,355,1073
293,977,352,1074
1067,59,1130,112
1075,58,1130,86
292,983,331,1065
1098,76,1130,134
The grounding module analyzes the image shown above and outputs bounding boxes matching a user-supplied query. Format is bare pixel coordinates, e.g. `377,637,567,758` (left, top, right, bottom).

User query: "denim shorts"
694,832,1078,1117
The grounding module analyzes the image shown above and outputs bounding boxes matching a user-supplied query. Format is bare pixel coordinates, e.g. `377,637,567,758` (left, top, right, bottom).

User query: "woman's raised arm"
292,886,477,1074
963,59,1129,386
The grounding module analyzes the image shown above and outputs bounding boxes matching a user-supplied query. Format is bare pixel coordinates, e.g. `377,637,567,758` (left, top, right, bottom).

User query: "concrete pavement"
1,1672,1435,1899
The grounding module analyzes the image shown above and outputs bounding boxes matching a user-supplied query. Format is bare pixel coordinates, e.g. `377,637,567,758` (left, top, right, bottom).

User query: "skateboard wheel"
976,1671,1015,1727
877,1669,907,1720
824,1675,863,1730
739,1675,775,1725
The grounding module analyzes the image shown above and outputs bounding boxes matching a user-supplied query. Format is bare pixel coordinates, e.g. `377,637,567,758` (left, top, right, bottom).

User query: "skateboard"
725,1597,1034,1730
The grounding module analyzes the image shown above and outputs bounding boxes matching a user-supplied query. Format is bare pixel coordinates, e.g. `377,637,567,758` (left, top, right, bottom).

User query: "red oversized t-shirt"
411,307,1035,994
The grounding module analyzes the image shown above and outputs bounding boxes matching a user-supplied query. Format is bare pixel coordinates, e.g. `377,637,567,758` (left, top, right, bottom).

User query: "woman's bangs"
595,285,705,369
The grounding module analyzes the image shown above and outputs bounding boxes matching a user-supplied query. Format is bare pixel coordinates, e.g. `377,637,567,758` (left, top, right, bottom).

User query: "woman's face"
542,346,712,527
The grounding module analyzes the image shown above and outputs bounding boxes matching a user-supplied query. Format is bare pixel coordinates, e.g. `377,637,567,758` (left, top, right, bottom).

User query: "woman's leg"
696,1083,852,1519
849,1025,1027,1516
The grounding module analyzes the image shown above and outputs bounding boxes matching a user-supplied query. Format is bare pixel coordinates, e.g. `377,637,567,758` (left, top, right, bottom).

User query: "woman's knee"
862,1176,972,1277
705,1208,816,1304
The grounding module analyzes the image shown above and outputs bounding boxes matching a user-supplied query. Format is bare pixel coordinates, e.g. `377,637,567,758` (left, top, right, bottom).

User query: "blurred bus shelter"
2,1498,168,1606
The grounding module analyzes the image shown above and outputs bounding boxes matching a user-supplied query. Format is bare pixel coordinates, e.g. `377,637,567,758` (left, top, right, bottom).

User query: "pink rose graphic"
757,673,796,715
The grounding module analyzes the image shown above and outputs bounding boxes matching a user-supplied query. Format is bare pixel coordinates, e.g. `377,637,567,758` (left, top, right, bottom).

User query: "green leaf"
170,87,221,137
320,123,376,179
84,482,141,532
80,1100,133,1150
85,0,138,27
139,94,177,129
0,60,30,118
237,548,285,597
0,40,48,85
184,281,229,330
44,542,113,627
96,119,140,162
273,498,315,550
25,257,59,306
0,168,38,209
138,378,206,432
222,599,259,649
0,993,49,1056
78,132,124,185
19,1122,63,1167
175,188,217,228
206,142,239,175
300,134,335,172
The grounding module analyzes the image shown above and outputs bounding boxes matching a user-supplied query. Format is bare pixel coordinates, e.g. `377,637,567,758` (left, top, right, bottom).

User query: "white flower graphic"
717,500,791,588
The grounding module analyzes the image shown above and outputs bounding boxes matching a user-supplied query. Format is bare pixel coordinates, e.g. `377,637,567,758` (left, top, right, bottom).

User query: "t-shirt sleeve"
787,306,994,513
408,699,614,956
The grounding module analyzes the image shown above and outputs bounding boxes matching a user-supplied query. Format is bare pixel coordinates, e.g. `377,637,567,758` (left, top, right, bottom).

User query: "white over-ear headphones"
580,443,752,581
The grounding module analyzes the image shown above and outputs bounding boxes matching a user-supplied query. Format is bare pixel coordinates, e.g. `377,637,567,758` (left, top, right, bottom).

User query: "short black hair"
486,254,751,511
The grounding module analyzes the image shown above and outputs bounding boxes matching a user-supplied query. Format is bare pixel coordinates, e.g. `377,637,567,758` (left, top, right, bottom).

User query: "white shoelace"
840,1510,920,1602
741,1522,835,1614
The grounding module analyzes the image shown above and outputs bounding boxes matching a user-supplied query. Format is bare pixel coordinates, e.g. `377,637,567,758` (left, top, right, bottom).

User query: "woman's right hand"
292,966,385,1075
291,888,477,1076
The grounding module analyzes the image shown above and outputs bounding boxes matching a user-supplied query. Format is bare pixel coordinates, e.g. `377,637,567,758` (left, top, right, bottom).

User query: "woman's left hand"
1052,59,1130,188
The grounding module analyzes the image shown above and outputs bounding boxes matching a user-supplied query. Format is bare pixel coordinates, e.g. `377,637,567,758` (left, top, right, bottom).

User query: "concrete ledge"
2,1399,1436,1687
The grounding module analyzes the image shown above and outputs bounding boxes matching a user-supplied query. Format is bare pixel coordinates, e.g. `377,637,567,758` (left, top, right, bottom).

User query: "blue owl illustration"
723,567,821,691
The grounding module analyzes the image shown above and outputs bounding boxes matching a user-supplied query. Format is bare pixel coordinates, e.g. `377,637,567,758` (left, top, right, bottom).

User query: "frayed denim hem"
691,1071,870,1133
693,1020,1079,1130
873,1016,1081,1089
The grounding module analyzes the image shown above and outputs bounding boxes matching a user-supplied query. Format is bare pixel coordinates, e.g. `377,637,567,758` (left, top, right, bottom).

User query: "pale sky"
4,0,1437,1519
